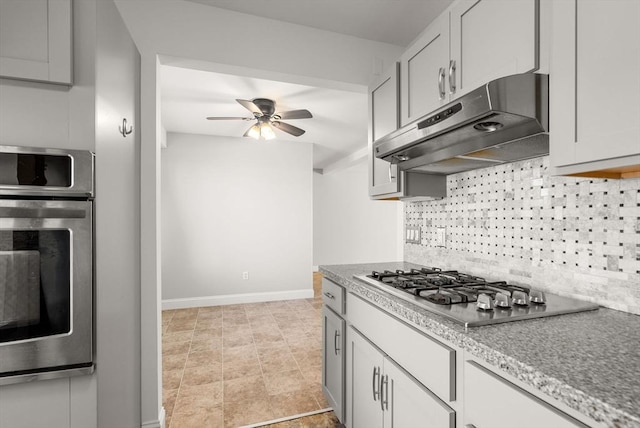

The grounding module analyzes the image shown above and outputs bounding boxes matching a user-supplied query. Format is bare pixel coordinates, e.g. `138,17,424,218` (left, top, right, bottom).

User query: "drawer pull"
323,292,335,300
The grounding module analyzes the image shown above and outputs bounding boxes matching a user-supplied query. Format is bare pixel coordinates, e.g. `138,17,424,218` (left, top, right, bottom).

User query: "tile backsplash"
404,156,640,315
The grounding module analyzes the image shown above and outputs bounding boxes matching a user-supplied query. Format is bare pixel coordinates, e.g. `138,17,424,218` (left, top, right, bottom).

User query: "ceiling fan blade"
272,121,306,137
277,109,313,120
236,99,262,115
206,116,253,120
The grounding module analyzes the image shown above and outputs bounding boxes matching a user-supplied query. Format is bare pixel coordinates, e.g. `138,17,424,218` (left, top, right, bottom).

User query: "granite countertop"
319,262,640,428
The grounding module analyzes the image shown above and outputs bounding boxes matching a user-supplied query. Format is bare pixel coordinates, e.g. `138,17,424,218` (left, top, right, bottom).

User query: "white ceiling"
185,0,454,46
161,1,454,170
160,66,369,169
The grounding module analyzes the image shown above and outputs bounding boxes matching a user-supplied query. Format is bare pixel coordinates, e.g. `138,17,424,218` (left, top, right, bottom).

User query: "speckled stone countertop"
319,262,640,428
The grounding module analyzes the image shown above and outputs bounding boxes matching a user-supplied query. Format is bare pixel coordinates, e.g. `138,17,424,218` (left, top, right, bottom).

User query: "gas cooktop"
354,268,599,327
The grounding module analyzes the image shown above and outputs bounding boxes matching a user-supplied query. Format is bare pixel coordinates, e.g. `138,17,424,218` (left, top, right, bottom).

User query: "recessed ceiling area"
185,0,454,46
160,65,368,169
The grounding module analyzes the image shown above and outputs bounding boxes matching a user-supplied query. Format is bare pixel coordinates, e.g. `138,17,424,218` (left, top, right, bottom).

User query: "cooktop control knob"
530,290,547,304
476,293,494,311
494,292,512,308
512,290,530,306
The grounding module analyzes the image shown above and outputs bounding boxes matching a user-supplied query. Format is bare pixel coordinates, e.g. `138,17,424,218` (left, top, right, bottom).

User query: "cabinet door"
0,0,72,84
400,12,450,126
322,307,345,422
369,62,402,198
383,357,455,428
450,0,538,98
0,378,71,427
464,361,588,428
550,0,640,176
347,327,384,428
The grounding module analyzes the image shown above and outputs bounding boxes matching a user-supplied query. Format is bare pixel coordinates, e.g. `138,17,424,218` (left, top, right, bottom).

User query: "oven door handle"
0,206,88,219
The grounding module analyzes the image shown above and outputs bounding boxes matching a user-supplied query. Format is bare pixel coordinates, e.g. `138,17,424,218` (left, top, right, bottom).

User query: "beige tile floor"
162,273,340,427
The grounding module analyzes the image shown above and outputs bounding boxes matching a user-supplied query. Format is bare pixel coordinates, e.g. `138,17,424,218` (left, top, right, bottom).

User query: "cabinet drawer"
464,360,588,428
349,293,455,401
322,278,345,315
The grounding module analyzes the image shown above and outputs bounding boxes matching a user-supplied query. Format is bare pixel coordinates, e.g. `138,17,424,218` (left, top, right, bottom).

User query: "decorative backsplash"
404,156,640,315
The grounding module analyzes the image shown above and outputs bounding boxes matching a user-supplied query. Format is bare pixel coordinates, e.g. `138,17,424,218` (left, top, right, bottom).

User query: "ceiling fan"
206,98,313,140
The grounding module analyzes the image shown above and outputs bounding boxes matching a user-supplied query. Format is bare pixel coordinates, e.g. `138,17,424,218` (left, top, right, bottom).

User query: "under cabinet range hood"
374,73,549,175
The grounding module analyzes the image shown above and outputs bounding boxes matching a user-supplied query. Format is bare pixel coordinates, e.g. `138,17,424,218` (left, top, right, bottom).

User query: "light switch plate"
406,225,421,244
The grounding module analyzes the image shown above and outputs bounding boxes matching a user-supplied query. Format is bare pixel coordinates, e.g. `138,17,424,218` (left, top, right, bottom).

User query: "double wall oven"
0,145,94,384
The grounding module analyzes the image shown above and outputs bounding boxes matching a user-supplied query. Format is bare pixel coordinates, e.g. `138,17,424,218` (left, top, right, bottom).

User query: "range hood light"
393,154,410,162
474,121,504,132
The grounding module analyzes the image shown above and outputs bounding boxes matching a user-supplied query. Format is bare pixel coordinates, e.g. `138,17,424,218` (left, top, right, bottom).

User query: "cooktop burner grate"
354,267,599,327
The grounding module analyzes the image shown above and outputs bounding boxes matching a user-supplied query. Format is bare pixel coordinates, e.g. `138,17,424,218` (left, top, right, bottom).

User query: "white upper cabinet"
399,0,539,127
550,0,640,178
400,13,450,126
0,0,73,85
450,0,538,97
368,62,402,198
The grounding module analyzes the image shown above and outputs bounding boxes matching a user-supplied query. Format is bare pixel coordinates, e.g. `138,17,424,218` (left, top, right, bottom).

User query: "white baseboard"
141,407,164,428
162,289,314,310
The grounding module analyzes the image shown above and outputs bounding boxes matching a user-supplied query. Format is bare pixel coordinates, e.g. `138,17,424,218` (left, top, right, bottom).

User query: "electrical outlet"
242,271,249,280
405,225,421,244
435,227,446,247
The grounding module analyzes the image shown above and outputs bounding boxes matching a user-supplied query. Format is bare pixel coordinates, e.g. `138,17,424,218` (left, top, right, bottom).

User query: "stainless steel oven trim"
0,199,93,375
0,145,94,198
0,365,95,386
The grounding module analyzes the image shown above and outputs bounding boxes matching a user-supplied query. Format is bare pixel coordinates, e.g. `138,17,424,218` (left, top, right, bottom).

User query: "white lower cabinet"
340,290,599,428
322,306,345,422
347,326,455,428
0,378,70,428
463,360,589,428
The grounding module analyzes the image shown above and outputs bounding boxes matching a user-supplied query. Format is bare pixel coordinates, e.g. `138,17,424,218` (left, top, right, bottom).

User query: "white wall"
94,0,142,426
313,162,403,266
112,1,406,423
115,0,403,89
162,132,313,306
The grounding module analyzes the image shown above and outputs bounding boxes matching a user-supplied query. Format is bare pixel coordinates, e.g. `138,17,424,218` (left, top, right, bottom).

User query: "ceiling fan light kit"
207,98,312,140
259,121,276,140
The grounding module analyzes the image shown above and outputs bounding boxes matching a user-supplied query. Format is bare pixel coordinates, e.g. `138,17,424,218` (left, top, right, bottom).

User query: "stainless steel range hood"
374,73,549,175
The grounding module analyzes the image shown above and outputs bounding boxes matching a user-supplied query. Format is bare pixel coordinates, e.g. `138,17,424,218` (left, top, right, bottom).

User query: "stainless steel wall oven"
0,145,94,384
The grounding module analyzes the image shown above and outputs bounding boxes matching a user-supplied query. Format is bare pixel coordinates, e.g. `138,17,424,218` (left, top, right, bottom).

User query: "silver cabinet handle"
438,67,446,100
372,366,380,401
388,162,396,182
334,330,340,355
449,60,457,94
119,118,133,137
323,291,335,300
465,425,477,428
380,374,389,411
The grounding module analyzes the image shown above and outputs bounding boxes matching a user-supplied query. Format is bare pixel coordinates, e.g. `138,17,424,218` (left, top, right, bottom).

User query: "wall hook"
119,118,133,137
